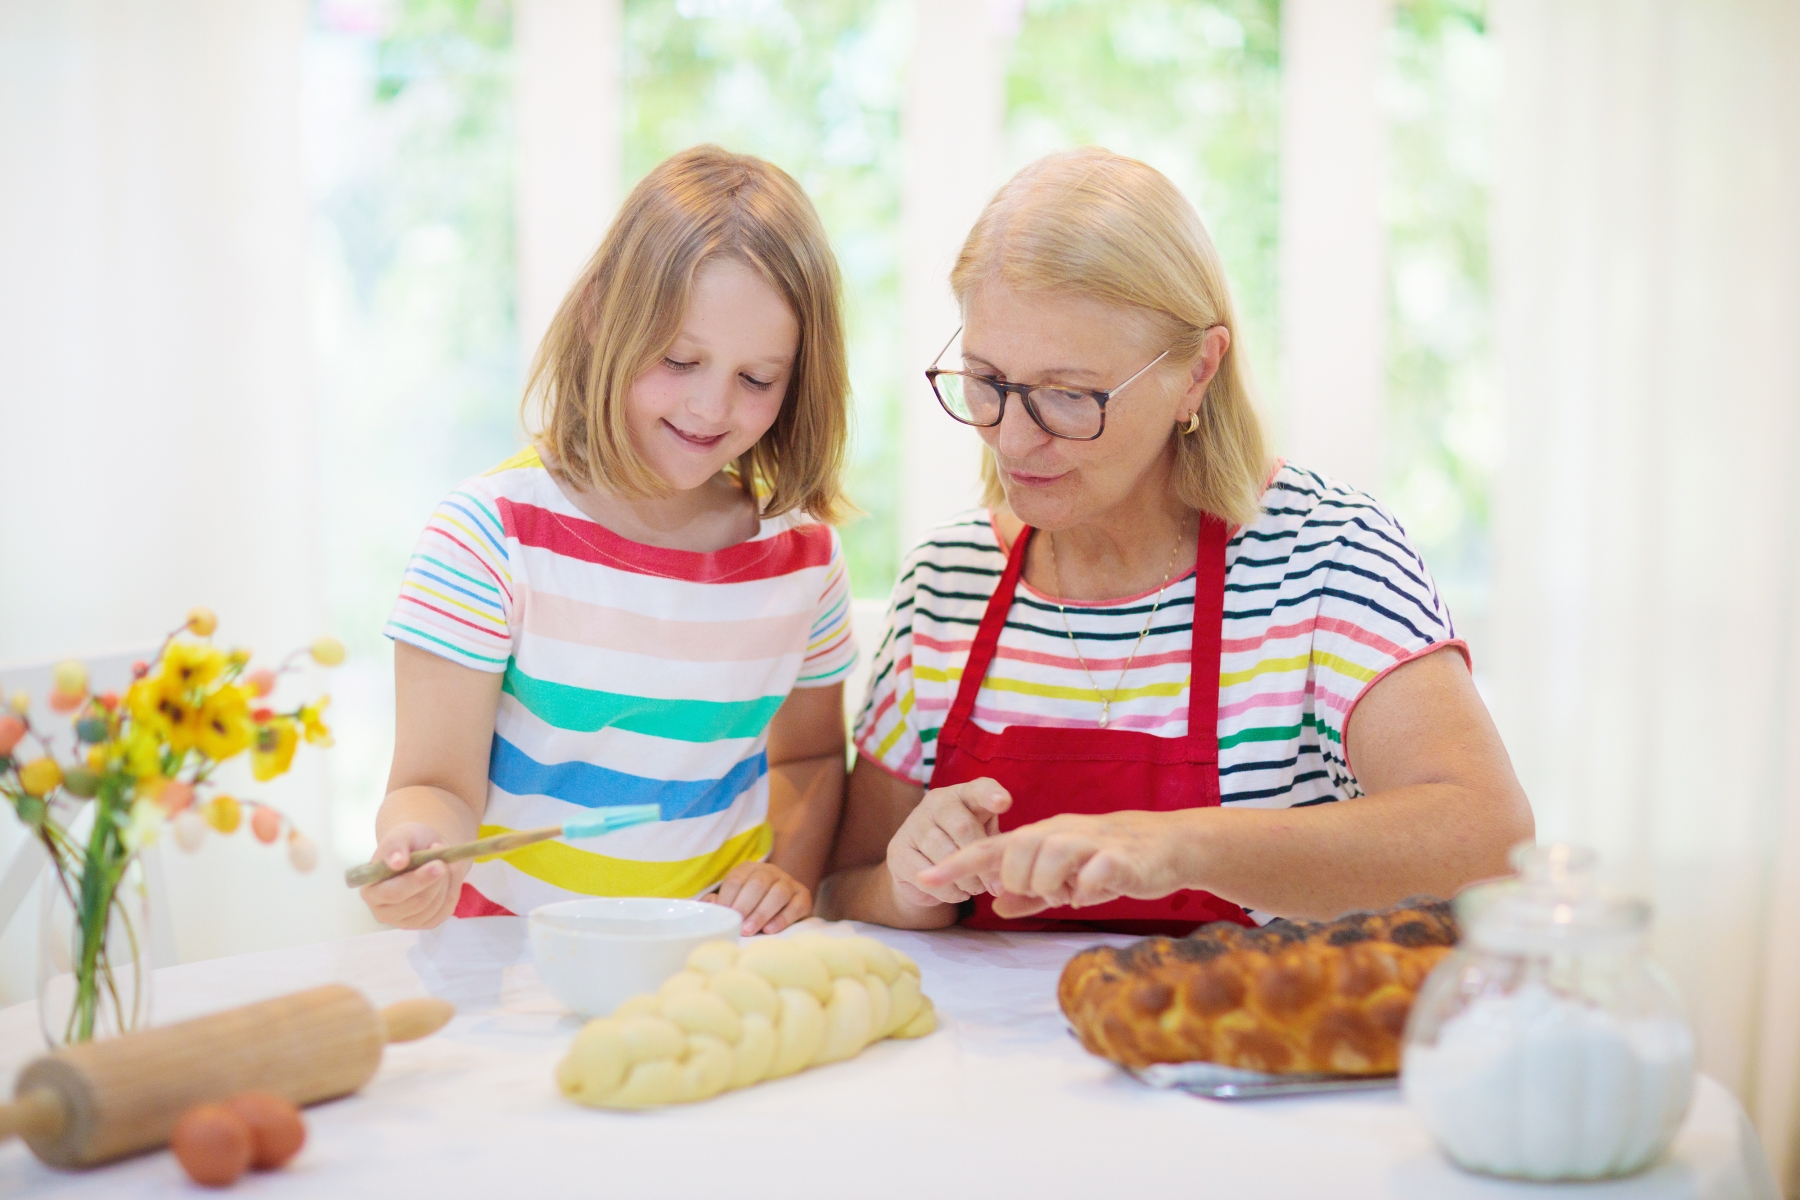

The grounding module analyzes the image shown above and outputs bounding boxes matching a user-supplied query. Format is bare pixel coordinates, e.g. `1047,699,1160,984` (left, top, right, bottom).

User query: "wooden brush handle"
343,825,560,888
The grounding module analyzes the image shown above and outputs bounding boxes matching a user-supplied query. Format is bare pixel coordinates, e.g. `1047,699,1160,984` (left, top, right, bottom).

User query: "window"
1385,0,1497,643
301,0,1498,861
305,0,520,860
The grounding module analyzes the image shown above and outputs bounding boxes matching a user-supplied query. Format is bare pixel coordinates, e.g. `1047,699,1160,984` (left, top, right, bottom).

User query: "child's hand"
359,822,468,930
705,862,811,935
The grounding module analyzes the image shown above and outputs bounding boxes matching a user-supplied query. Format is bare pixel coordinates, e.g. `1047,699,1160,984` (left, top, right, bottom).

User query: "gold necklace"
1046,519,1187,729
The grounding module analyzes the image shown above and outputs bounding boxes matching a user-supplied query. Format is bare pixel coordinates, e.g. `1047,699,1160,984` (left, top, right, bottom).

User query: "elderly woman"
818,148,1533,934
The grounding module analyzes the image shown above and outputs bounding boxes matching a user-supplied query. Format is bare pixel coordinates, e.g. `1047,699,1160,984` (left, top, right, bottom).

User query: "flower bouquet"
0,608,340,1045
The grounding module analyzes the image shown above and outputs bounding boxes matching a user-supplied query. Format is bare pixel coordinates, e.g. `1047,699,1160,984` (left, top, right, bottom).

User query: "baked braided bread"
1059,900,1458,1075
556,934,937,1109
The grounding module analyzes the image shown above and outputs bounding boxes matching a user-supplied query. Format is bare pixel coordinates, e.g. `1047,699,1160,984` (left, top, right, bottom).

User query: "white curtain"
0,0,375,994
1489,0,1800,1189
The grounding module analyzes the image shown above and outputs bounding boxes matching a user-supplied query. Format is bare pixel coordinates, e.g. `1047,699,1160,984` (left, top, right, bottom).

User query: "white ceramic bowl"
529,897,741,1019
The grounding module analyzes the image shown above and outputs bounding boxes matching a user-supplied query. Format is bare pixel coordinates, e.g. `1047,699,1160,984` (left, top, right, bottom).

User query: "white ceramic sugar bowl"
1401,844,1695,1181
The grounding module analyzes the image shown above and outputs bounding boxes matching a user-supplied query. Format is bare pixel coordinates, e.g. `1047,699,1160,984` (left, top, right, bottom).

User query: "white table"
0,919,1779,1199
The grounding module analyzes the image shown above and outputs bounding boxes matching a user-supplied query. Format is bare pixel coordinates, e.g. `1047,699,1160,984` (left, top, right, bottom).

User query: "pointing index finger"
918,835,1006,889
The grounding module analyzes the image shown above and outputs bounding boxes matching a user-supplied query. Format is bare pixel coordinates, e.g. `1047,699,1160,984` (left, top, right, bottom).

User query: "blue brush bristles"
561,804,662,840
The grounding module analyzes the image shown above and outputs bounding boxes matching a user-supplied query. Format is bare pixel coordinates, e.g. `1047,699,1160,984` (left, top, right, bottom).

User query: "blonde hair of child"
524,145,851,524
951,147,1271,528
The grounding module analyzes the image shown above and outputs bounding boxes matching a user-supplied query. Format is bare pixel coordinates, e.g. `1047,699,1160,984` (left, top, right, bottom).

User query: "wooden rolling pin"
0,984,452,1170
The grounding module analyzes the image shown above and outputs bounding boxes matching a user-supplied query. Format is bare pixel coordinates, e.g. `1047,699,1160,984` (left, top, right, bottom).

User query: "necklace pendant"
1051,520,1188,740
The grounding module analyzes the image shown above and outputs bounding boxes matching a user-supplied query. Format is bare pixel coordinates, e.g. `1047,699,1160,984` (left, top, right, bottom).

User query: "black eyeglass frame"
923,327,1171,442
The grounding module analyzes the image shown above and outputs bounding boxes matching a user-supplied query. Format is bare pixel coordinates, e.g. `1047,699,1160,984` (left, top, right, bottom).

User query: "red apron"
927,517,1253,936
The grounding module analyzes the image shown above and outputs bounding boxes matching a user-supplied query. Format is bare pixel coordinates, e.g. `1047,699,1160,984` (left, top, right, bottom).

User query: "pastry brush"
343,804,662,888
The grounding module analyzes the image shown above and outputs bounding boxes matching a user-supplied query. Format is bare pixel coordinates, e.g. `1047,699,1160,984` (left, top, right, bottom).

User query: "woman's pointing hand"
919,810,1199,917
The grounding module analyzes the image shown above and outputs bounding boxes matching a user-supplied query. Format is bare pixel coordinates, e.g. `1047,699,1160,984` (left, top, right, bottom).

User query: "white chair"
0,649,177,1005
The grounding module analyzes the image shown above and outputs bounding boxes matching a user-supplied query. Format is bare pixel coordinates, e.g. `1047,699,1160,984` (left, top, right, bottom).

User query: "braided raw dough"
556,934,938,1108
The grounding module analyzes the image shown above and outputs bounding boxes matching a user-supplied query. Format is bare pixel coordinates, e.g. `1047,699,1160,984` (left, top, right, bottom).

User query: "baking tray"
1130,1059,1398,1100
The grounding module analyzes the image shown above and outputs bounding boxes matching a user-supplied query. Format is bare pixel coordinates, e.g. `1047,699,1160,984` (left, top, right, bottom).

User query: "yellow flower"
251,719,299,782
195,685,253,762
125,677,160,724
298,697,334,748
126,675,200,754
162,642,227,691
121,728,165,781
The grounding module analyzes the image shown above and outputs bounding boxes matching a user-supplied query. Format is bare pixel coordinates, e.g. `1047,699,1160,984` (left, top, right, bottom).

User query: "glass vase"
36,852,152,1047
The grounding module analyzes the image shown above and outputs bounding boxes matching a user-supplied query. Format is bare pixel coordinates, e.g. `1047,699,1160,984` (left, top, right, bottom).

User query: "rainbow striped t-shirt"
385,447,856,916
854,463,1466,843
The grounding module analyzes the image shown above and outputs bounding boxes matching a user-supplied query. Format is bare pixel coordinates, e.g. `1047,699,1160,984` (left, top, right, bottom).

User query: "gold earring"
1181,412,1201,435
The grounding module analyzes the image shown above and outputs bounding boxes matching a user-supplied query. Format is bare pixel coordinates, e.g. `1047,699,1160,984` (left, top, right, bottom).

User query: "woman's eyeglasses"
925,327,1170,441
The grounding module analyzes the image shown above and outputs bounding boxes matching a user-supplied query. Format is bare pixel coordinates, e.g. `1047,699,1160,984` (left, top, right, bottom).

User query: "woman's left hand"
917,810,1194,918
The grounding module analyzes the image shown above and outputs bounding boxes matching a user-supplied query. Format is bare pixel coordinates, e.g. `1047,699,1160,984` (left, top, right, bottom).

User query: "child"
360,146,856,936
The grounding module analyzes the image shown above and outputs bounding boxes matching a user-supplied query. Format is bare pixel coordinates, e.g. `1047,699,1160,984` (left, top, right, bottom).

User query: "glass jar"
1401,844,1695,1181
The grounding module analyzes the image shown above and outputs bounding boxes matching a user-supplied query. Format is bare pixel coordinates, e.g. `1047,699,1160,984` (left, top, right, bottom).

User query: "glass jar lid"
1456,843,1651,955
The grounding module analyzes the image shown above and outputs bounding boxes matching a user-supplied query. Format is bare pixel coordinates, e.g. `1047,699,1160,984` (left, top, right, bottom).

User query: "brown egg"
222,1092,307,1170
171,1105,252,1188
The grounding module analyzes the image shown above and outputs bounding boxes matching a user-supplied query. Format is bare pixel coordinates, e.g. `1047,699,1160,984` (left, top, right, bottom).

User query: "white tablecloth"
0,919,1779,1199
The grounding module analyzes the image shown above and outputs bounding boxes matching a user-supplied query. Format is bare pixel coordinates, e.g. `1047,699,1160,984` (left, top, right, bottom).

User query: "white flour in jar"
1402,982,1695,1180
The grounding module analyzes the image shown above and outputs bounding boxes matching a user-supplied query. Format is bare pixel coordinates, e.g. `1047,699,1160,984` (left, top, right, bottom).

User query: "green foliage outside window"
1006,0,1497,639
624,0,908,598
310,0,1498,627
312,0,520,663
1005,0,1283,407
306,0,522,858
1385,0,1498,634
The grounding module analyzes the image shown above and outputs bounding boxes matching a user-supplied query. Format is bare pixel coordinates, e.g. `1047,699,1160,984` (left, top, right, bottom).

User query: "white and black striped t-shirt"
853,463,1465,810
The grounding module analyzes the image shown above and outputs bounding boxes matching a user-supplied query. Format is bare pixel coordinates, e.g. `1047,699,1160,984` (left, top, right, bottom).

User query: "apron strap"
1187,514,1229,762
942,523,1033,742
